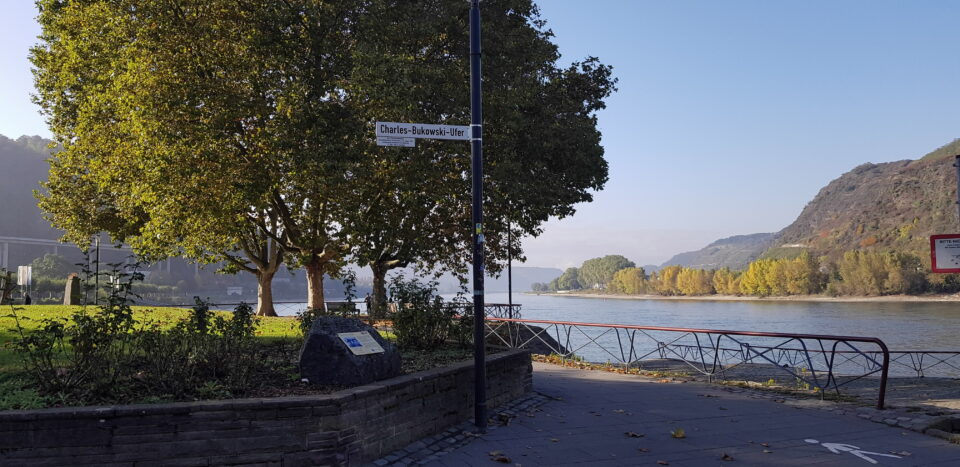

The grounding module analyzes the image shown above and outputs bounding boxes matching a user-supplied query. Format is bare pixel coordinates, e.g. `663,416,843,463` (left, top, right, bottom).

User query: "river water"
279,292,960,350
274,292,960,376
502,292,960,351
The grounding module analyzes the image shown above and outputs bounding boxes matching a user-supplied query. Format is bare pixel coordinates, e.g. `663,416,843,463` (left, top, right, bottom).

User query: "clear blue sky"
2,1,959,269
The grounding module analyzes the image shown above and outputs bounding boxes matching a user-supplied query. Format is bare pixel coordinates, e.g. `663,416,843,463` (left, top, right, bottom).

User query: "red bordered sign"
930,234,960,273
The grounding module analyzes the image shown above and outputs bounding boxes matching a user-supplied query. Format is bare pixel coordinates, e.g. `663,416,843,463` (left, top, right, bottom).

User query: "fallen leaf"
657,379,671,383
721,453,734,461
613,409,625,414
670,428,686,439
489,451,503,457
625,431,645,438
638,448,650,453
760,443,769,447
698,394,719,398
492,413,515,426
657,461,669,465
550,438,559,443
762,449,773,454
774,399,786,403
491,455,511,463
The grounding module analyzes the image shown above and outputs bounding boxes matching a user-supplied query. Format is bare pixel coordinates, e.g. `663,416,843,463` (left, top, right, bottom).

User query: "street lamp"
469,0,487,433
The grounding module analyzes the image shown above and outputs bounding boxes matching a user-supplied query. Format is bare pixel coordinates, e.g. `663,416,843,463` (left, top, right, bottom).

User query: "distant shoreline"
525,292,960,303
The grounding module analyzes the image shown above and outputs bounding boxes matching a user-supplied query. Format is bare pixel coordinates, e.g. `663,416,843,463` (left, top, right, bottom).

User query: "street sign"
930,234,960,273
376,136,415,147
375,121,470,141
17,266,31,287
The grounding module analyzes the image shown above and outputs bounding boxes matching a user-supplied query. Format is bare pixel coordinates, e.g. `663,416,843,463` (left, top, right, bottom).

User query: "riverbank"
528,291,960,303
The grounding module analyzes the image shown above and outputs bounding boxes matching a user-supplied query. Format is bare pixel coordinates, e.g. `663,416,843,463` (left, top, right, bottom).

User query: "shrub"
389,275,469,349
7,260,278,405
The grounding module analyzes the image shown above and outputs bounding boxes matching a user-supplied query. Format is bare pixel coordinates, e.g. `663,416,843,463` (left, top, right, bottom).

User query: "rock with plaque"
299,316,401,386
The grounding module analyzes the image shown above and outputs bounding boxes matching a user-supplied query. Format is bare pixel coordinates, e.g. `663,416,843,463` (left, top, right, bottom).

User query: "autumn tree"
653,265,682,296
676,267,714,295
835,250,924,295
784,252,824,295
712,268,740,295
609,267,647,294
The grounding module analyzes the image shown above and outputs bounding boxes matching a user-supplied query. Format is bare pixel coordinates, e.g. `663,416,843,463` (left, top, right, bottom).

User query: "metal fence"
485,317,891,409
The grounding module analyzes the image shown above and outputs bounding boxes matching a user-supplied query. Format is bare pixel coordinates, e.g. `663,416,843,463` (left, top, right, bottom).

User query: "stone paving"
371,362,960,466
369,393,550,466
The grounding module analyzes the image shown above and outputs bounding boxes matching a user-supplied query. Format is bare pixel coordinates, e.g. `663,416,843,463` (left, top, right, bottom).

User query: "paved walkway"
419,362,960,466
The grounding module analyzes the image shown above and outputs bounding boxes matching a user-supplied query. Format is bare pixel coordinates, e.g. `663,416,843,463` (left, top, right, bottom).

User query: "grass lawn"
0,304,305,410
0,304,302,374
0,304,453,410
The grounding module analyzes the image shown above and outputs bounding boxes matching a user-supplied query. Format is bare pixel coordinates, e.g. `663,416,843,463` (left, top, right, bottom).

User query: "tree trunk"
305,257,326,312
370,262,389,318
256,270,277,317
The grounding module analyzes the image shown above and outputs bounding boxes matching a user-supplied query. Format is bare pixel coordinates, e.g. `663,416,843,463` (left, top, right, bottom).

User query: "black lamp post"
469,0,487,433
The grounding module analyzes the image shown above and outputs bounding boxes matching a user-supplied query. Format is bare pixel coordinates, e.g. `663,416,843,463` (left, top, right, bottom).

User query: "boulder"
63,273,82,305
299,316,401,387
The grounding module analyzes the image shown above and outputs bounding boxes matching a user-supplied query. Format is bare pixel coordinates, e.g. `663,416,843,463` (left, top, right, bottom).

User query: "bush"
389,276,470,349
7,261,279,405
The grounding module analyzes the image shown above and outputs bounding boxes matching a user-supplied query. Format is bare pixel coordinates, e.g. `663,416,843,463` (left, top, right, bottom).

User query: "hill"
660,232,776,270
0,135,60,239
776,139,960,262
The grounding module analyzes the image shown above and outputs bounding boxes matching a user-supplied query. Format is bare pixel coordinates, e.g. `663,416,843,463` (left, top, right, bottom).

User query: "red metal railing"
485,317,891,410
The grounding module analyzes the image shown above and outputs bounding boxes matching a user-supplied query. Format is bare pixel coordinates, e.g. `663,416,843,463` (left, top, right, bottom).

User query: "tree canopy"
578,255,635,289
32,0,615,313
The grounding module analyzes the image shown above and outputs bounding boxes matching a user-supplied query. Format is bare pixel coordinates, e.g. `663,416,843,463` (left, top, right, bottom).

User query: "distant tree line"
532,249,952,297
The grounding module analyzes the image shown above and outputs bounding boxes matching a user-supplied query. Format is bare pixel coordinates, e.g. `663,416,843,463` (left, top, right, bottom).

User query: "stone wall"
0,349,531,466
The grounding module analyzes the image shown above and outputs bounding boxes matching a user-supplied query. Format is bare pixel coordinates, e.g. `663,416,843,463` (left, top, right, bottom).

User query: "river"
279,291,960,351
502,292,960,351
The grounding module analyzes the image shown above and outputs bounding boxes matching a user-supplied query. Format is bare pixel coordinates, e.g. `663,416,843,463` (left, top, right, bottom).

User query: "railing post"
876,340,890,410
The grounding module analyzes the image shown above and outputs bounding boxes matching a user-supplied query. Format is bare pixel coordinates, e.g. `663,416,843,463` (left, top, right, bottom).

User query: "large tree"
579,255,635,289
33,0,614,316
345,0,615,313
32,0,360,313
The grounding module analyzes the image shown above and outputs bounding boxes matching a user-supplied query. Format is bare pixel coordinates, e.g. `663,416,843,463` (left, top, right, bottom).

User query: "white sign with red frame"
930,234,960,273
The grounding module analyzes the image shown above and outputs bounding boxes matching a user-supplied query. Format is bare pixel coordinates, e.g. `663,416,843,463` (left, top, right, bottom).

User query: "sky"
2,1,959,270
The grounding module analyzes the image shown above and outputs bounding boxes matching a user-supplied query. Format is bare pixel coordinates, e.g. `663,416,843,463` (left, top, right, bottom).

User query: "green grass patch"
0,305,300,375
0,304,467,410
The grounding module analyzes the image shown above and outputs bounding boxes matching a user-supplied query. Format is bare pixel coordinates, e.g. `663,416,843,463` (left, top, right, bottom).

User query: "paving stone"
416,362,960,467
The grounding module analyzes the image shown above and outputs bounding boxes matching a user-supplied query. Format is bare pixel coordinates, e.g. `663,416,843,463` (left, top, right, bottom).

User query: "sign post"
369,0,487,432
931,234,960,273
17,265,31,288
468,0,487,434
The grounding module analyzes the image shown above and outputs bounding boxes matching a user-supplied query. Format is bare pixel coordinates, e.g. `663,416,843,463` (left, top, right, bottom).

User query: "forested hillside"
0,135,60,239
660,232,776,270
777,139,960,264
540,139,960,297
